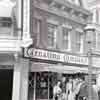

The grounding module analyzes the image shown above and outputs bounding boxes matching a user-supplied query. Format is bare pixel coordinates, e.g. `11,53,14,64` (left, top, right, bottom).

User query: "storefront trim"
30,62,88,74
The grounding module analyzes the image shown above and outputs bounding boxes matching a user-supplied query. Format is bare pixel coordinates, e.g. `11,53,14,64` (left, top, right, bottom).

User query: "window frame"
96,32,100,50
62,26,71,51
0,17,14,39
33,18,41,46
47,23,57,49
75,30,83,53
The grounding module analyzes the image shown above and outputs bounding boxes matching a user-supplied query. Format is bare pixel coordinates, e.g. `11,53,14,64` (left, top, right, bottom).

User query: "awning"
30,63,88,74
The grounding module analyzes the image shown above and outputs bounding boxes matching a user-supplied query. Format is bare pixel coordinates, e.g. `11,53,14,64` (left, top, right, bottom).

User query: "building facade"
0,0,98,100
0,0,32,100
25,0,91,100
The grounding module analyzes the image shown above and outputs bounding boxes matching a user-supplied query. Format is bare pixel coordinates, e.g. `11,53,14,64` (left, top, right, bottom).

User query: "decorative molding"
34,3,87,25
62,23,72,29
75,28,83,33
36,0,91,23
47,18,59,25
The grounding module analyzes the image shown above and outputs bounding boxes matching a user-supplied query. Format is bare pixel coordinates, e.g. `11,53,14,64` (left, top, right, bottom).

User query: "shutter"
39,15,48,48
56,25,63,50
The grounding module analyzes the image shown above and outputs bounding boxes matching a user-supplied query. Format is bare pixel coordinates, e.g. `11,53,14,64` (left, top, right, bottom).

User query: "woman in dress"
66,78,74,100
53,80,62,100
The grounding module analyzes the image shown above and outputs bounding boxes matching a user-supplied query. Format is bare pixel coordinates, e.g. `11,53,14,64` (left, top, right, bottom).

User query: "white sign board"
24,48,88,65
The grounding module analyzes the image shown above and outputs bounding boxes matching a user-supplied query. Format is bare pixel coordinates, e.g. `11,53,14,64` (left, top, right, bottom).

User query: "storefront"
28,64,88,100
0,53,14,100
23,47,90,100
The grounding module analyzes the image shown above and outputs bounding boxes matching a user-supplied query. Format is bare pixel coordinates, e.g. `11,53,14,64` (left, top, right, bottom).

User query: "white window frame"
75,29,83,53
0,17,13,39
62,26,71,51
47,23,57,48
33,18,41,46
96,32,100,50
92,8,100,24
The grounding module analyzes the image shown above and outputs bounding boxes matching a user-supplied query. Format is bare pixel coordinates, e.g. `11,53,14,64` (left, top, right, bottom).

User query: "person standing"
61,77,66,100
92,79,99,100
77,77,88,100
73,77,84,100
77,76,99,100
53,80,62,100
66,78,74,100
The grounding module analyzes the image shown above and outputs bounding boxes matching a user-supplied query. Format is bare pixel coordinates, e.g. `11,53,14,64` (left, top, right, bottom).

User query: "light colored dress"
53,85,62,100
73,82,83,96
66,82,74,100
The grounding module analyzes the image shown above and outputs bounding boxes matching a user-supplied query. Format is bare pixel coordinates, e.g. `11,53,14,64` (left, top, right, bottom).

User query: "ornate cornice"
34,0,92,25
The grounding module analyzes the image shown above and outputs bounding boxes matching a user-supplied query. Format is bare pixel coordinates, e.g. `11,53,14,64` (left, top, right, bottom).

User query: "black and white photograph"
0,0,100,100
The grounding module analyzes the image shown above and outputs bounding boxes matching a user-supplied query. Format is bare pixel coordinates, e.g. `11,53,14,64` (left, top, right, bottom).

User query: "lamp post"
84,24,95,100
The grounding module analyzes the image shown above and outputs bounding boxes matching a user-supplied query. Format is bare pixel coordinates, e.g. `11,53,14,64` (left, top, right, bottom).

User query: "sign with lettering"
24,48,88,65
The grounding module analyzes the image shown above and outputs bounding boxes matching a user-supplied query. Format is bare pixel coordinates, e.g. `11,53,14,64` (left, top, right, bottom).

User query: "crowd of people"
53,76,100,100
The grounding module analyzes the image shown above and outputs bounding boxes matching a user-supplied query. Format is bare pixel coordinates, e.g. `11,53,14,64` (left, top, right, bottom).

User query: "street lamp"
84,24,95,100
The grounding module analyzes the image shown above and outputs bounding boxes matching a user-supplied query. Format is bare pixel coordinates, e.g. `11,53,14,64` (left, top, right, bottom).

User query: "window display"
28,72,87,100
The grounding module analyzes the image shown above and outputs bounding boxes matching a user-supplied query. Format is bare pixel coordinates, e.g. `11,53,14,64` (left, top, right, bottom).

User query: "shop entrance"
0,69,13,100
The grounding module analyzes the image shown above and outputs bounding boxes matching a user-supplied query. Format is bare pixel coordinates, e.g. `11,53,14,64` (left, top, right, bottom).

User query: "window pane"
0,17,12,38
33,19,41,46
62,27,69,49
48,24,57,47
34,19,41,34
36,72,48,99
96,9,99,23
76,32,81,51
97,33,100,49
28,72,67,100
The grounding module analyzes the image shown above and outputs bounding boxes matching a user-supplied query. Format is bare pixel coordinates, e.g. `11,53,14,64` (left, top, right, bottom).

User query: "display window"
28,72,87,100
28,72,59,100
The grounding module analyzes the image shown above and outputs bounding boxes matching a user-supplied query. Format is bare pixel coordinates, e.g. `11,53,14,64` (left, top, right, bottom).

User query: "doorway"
0,69,13,100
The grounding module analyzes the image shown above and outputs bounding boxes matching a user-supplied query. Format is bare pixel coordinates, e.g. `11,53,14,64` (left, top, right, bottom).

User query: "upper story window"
76,31,82,52
92,8,100,24
96,33,100,50
33,18,41,46
34,18,41,44
34,19,41,34
48,23,57,48
0,5,19,39
0,17,12,27
62,27,70,50
0,17,12,38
